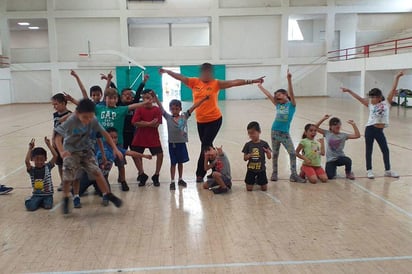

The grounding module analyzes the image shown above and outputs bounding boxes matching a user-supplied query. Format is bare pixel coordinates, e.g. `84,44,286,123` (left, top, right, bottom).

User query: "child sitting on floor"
203,146,232,194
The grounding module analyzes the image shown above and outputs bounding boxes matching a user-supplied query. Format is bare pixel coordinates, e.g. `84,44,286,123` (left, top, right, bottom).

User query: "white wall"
128,0,211,10
219,0,282,8
172,24,209,47
335,14,357,55
220,15,281,60
327,71,361,97
129,25,170,48
0,68,12,104
290,64,327,96
54,0,119,10
6,0,46,11
10,30,49,49
11,70,52,103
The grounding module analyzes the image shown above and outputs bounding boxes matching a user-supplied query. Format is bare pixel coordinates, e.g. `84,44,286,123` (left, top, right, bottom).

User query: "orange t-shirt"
187,78,222,123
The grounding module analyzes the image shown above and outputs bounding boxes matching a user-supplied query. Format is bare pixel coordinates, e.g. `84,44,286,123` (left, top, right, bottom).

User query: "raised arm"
70,70,88,99
64,92,79,106
218,76,264,90
319,138,325,156
188,95,209,114
44,136,58,165
287,70,297,106
346,120,361,139
315,114,330,135
257,83,276,105
151,91,165,114
133,74,149,103
105,71,114,91
387,71,404,104
341,87,368,107
25,138,35,170
159,68,189,86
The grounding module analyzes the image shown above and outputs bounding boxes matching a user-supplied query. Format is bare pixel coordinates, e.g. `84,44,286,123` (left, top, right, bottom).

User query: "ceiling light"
28,26,39,30
18,22,30,26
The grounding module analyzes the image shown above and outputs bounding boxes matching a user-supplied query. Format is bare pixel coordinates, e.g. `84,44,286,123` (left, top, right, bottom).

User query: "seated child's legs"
315,167,328,183
212,172,231,189
25,195,43,211
301,165,318,184
42,195,53,209
114,157,126,182
325,161,337,179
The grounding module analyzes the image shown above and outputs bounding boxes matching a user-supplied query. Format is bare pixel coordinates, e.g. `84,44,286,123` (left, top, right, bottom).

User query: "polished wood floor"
1,98,412,274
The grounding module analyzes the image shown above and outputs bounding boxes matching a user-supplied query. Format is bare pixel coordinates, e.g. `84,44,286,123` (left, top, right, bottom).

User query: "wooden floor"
1,98,412,274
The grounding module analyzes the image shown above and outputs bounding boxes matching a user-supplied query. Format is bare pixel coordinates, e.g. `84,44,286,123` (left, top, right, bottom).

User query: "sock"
73,194,80,199
178,178,182,181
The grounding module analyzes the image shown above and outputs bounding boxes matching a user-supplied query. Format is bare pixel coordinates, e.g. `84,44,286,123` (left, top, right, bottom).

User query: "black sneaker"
226,181,232,189
196,176,204,183
102,195,109,206
152,175,160,187
57,183,63,192
169,182,176,190
0,185,13,195
178,179,187,187
120,181,130,191
62,197,70,214
105,193,123,208
138,173,149,187
137,174,142,182
212,187,228,194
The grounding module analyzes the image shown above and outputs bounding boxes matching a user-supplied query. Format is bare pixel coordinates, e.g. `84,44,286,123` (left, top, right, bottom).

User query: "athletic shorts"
123,131,134,150
132,146,163,156
245,170,268,185
301,165,326,178
63,150,101,181
168,143,189,165
55,148,63,166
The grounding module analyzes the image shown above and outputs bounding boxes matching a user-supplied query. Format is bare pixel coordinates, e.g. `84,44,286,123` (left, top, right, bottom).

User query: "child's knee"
308,176,318,184
246,185,254,191
320,176,328,183
260,185,268,191
202,182,209,189
212,172,221,179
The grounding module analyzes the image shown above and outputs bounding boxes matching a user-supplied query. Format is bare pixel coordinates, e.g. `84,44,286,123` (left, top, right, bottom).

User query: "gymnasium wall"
1,0,412,104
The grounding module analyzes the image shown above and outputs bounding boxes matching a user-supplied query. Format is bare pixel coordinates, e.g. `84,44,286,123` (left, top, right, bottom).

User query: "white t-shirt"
365,101,389,127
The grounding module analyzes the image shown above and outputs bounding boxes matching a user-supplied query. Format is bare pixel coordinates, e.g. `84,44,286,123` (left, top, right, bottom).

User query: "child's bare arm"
25,138,35,170
134,119,159,128
347,120,361,139
287,70,297,106
296,144,311,165
128,101,149,111
387,71,404,105
257,83,276,105
54,134,70,158
105,71,113,91
319,138,325,156
45,136,58,165
96,138,107,165
159,68,189,86
125,150,152,160
188,95,209,114
204,154,215,171
263,146,272,159
315,114,330,135
150,91,165,114
341,88,368,107
70,70,88,99
218,76,265,89
101,130,123,161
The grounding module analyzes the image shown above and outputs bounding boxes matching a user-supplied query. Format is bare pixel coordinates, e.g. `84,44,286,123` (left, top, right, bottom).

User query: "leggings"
325,156,352,179
365,125,390,171
196,117,223,177
271,130,297,176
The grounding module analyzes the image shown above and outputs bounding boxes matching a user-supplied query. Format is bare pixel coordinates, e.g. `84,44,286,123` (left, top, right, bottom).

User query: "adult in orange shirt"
160,63,264,182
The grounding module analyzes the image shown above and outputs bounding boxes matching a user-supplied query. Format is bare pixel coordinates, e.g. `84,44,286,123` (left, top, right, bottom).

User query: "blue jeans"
25,195,53,211
365,126,390,171
325,156,352,179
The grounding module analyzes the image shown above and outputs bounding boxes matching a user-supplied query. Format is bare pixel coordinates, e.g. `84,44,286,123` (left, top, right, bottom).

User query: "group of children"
0,69,404,213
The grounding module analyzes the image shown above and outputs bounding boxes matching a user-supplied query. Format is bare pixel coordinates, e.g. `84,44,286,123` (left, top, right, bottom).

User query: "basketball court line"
0,164,25,181
30,255,412,274
260,191,281,203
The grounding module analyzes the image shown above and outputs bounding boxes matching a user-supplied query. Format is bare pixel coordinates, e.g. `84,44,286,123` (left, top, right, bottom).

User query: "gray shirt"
163,111,190,143
212,153,231,180
54,115,105,152
324,130,349,162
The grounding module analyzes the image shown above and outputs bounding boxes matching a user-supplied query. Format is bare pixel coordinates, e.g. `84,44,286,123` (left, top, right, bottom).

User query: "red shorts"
301,165,326,177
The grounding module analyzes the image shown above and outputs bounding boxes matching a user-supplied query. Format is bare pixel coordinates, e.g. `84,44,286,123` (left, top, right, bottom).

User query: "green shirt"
95,105,129,145
300,138,322,167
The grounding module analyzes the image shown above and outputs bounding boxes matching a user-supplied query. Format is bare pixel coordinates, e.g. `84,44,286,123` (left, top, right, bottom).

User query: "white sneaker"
384,170,399,178
367,170,375,179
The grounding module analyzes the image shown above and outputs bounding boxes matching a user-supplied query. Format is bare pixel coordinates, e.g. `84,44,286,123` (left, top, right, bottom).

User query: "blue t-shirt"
96,142,127,163
271,101,296,133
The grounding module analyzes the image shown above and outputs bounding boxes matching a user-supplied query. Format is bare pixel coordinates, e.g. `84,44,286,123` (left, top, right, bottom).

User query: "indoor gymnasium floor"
1,97,412,274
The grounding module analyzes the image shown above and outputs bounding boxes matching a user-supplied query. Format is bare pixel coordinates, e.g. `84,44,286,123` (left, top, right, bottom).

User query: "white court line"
261,191,281,204
347,181,412,219
0,165,25,181
50,201,62,212
29,255,412,274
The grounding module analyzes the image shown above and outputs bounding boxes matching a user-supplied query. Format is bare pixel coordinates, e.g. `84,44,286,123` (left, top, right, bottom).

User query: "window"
288,19,304,41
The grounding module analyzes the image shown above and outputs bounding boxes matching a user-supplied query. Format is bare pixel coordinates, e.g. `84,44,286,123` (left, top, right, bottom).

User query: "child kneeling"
24,137,58,211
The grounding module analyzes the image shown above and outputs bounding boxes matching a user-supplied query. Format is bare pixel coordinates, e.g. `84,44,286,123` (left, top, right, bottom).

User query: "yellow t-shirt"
187,78,222,123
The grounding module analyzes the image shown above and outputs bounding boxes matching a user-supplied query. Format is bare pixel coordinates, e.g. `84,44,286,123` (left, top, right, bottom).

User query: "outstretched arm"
188,95,209,114
315,114,330,135
125,150,152,160
133,74,149,103
218,76,265,90
341,88,368,107
257,83,276,105
347,120,361,139
70,70,88,99
25,138,35,170
159,68,189,86
387,71,404,105
287,70,297,106
151,91,165,114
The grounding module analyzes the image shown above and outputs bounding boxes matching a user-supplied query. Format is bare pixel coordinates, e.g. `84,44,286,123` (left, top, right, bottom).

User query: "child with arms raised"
25,137,58,211
296,124,328,184
257,70,305,183
152,92,208,190
315,115,360,180
341,71,403,179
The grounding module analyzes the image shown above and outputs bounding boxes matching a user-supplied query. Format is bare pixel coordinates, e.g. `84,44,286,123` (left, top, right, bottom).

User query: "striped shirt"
27,162,54,195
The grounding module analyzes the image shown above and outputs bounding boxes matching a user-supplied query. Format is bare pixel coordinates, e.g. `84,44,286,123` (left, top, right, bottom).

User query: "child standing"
24,137,58,211
296,124,327,184
152,92,209,190
95,88,147,191
315,115,361,179
341,71,403,179
54,99,123,214
51,93,72,191
257,70,306,183
131,89,163,187
242,121,272,191
203,146,232,194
